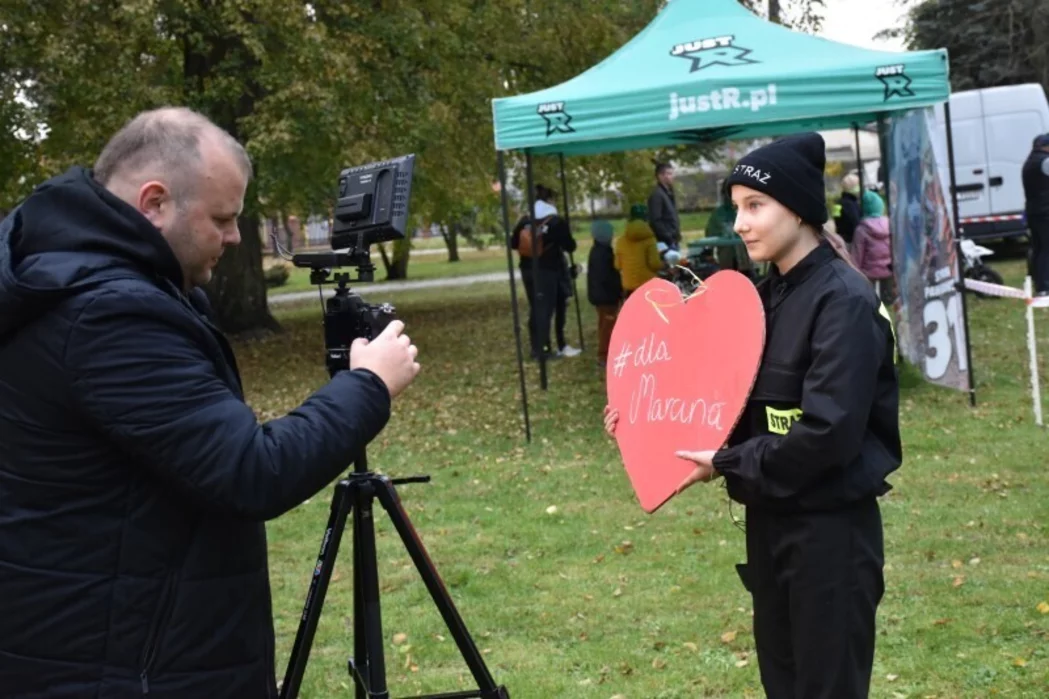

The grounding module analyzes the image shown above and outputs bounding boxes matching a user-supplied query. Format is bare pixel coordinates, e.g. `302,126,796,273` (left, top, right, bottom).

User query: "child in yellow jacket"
615,204,664,298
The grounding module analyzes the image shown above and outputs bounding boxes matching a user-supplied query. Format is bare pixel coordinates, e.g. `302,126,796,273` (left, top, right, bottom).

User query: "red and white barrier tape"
960,214,1024,224
962,278,1049,307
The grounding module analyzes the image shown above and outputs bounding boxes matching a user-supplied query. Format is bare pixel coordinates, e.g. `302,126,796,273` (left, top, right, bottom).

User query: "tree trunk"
442,223,461,262
386,238,411,280
768,0,781,24
182,6,279,336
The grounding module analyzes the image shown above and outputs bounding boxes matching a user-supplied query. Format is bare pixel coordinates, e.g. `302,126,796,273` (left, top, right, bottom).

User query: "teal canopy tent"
492,0,949,155
493,0,966,440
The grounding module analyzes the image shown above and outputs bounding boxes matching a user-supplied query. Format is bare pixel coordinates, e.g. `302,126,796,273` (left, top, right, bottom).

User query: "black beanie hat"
724,132,828,227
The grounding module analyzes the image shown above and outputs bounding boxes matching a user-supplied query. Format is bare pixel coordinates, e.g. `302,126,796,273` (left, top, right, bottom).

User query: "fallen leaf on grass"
721,630,737,644
1013,657,1027,668
952,575,966,588
886,673,899,681
951,559,963,569
683,642,698,652
545,505,558,515
392,633,408,645
651,657,666,669
1037,601,1049,614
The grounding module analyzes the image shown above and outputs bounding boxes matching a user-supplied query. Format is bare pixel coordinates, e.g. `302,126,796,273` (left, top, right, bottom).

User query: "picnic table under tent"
491,0,967,441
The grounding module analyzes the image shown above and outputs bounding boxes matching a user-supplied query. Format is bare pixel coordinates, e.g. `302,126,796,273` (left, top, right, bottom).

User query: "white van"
933,83,1049,241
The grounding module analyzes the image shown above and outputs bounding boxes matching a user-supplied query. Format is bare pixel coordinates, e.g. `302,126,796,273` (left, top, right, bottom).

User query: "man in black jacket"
0,107,420,698
647,162,681,250
1023,133,1049,294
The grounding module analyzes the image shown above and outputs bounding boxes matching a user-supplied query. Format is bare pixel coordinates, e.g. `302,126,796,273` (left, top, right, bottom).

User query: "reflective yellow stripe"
878,302,899,365
766,407,803,435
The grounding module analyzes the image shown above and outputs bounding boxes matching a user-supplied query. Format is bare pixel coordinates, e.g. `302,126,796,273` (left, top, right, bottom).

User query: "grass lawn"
240,256,1049,698
269,212,713,296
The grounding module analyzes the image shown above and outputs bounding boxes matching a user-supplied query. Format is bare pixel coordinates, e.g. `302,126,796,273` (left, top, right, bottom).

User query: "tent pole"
558,152,586,351
854,125,865,192
877,114,894,306
944,100,977,407
525,150,548,391
498,151,532,442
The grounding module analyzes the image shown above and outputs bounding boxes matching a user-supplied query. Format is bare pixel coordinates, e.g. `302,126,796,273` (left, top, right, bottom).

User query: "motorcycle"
959,238,1003,297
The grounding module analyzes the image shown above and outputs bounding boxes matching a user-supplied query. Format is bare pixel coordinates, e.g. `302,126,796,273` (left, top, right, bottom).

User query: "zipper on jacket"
139,572,178,695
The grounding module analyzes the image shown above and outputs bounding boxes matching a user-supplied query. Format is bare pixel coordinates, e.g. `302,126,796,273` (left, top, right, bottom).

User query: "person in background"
707,179,754,278
833,173,862,244
1023,133,1049,295
648,162,681,249
586,220,622,368
852,189,894,304
615,204,663,300
510,184,580,359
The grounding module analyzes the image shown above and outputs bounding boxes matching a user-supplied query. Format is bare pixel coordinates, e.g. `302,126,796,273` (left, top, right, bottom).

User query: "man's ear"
137,181,172,227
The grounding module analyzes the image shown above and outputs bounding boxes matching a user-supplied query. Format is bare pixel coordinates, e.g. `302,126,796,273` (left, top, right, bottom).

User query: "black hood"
0,166,184,339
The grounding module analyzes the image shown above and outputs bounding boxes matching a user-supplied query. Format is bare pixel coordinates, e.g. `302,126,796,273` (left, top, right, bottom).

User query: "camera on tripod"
276,151,510,699
279,154,416,377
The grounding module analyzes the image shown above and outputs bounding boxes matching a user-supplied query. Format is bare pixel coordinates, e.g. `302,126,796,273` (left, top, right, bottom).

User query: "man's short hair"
655,162,673,178
93,107,252,205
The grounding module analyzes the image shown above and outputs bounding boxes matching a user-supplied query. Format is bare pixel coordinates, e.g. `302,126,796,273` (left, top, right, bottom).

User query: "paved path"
269,267,589,305
269,270,512,305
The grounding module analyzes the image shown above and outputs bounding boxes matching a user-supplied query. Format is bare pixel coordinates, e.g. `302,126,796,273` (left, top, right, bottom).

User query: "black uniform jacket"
713,242,902,513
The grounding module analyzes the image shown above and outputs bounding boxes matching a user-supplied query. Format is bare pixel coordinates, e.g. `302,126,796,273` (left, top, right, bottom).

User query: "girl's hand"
673,450,719,494
603,405,619,438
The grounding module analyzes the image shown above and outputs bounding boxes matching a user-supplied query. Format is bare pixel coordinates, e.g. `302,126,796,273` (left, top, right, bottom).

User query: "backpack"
517,216,553,258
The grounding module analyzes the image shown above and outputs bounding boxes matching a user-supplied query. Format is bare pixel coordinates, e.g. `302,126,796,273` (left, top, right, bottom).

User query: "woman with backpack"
510,184,578,360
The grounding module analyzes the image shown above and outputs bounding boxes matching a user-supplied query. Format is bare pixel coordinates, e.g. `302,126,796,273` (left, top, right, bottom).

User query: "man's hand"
673,450,719,494
349,320,420,398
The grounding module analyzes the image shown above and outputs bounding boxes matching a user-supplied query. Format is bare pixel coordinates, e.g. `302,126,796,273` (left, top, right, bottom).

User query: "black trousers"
520,265,559,357
1028,218,1049,293
739,498,885,699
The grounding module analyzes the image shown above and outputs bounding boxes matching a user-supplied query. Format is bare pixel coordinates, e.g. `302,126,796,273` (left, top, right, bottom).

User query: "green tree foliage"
883,0,1049,93
0,0,828,329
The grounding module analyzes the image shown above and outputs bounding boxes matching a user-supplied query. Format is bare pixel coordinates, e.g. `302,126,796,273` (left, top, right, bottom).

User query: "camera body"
323,274,397,376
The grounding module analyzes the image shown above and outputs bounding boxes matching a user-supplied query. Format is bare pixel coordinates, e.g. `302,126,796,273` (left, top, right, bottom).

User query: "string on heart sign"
606,271,765,513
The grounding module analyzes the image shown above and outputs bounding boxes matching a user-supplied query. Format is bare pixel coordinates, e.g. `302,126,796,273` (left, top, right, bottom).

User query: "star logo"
537,102,575,137
670,35,758,73
876,64,915,101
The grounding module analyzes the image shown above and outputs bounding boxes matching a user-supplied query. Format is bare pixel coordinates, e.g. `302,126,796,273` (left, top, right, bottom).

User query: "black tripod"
280,257,509,699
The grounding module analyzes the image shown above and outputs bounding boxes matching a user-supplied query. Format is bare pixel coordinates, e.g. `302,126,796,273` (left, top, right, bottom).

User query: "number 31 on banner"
923,293,967,380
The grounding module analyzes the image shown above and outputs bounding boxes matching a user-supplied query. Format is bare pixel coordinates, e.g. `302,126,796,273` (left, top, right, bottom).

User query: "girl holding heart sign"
604,133,901,699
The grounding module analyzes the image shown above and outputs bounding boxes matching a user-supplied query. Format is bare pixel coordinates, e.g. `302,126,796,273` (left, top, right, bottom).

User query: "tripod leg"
353,478,389,699
353,508,367,699
374,479,504,696
280,480,355,699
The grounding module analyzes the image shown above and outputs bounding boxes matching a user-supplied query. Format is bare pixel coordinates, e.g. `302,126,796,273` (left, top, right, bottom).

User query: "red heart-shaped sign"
606,272,765,513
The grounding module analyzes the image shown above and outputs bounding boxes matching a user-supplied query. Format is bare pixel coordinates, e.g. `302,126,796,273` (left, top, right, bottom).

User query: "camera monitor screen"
330,153,415,249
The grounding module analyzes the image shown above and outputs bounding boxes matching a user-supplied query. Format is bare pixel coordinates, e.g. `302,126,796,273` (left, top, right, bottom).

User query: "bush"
264,264,290,288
